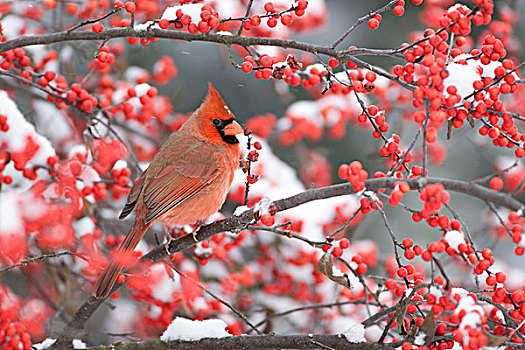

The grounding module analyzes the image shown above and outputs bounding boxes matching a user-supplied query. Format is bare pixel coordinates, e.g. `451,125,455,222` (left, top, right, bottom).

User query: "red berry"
328,57,339,68
264,2,274,12
339,238,350,249
70,161,82,176
393,5,405,16
260,213,275,226
241,61,253,73
92,22,104,34
281,14,293,26
159,19,170,29
332,246,343,258
368,18,379,30
385,279,396,290
486,275,496,286
495,272,506,283
259,55,272,68
44,70,56,81
124,2,135,13
97,52,108,63
490,177,503,191
404,249,415,260
356,263,367,275
116,273,126,284
3,175,12,184
397,267,408,278
37,77,48,87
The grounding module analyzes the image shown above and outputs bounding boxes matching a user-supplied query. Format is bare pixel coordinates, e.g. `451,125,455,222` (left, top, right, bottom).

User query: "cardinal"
93,83,243,299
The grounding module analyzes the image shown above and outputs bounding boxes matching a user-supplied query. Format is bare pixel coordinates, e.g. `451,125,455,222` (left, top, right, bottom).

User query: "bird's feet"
192,220,205,242
162,223,173,254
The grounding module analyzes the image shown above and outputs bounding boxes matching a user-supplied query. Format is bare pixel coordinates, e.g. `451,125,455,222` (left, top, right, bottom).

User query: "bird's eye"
212,118,221,126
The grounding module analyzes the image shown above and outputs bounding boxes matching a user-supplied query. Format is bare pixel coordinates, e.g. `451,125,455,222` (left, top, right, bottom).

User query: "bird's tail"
93,219,148,299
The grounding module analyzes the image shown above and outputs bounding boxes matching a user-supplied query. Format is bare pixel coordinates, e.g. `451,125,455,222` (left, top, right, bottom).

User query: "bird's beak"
223,120,244,136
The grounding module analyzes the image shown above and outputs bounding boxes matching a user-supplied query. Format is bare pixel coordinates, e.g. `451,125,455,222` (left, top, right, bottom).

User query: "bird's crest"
200,83,234,120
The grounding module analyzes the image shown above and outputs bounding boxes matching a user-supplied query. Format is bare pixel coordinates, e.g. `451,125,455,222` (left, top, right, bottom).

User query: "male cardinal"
93,83,243,299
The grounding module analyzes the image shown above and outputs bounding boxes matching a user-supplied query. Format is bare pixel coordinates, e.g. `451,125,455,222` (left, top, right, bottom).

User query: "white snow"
429,285,443,299
72,339,87,349
125,66,149,84
253,197,272,215
454,293,484,346
342,320,366,343
444,230,465,252
68,144,91,162
105,299,138,334
78,165,101,185
0,91,56,189
135,83,152,97
33,339,56,349
151,265,181,302
112,160,129,170
194,241,213,256
32,100,73,146
0,16,26,39
445,54,520,106
0,91,54,157
33,338,84,350
233,205,250,216
161,317,229,341
443,62,479,103
73,217,95,238
161,3,205,25
0,191,23,234
134,21,160,31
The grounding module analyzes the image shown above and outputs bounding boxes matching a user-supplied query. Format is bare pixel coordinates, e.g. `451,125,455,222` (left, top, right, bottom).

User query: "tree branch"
0,28,416,90
51,176,524,349
81,335,396,350
331,0,399,49
0,251,74,273
0,28,335,55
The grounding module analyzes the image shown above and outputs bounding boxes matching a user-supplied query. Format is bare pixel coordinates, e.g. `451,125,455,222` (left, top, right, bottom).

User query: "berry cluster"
170,4,220,34
0,321,32,350
338,161,368,192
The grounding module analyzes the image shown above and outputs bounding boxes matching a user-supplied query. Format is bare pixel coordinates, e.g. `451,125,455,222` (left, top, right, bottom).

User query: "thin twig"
0,251,74,273
237,0,254,35
168,263,263,335
331,0,398,49
67,8,121,33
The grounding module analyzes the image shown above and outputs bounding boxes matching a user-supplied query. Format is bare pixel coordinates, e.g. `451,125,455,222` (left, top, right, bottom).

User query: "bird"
93,83,244,299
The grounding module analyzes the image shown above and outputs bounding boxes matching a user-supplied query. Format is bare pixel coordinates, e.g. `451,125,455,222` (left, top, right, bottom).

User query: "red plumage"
93,83,243,298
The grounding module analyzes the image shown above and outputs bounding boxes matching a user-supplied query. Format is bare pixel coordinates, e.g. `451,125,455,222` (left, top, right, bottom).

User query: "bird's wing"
142,150,220,224
119,175,146,220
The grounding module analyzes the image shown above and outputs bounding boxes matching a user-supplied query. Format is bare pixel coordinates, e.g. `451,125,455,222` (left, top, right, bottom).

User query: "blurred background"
2,0,525,345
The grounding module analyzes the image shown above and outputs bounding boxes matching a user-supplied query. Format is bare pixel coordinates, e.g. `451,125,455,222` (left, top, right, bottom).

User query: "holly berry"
368,18,379,30
124,1,135,13
92,22,104,34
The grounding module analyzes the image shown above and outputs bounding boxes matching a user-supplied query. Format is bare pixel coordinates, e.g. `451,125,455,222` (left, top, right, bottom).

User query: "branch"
52,176,524,348
80,335,396,350
0,28,416,90
0,28,337,55
145,176,523,263
331,0,399,49
0,251,74,273
251,298,376,330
